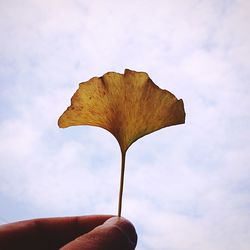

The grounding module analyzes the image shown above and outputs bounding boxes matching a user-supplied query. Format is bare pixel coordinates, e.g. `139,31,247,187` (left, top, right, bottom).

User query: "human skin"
0,215,137,250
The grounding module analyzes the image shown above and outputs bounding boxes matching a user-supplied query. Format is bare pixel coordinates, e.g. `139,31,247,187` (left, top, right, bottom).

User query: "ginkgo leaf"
58,69,185,216
58,69,185,153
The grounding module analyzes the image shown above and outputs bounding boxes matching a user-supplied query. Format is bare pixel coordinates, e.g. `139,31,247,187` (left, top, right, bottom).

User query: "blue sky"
0,0,250,249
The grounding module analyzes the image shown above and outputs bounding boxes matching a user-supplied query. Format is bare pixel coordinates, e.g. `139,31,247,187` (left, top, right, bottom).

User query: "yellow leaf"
58,69,185,216
58,69,185,153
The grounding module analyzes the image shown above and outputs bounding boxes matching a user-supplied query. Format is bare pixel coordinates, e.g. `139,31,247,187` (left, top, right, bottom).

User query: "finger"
0,215,112,250
61,217,137,250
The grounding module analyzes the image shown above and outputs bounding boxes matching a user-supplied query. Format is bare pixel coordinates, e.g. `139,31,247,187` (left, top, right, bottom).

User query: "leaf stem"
118,151,126,217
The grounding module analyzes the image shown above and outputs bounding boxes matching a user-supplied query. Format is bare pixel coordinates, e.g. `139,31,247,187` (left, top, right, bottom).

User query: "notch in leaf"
58,69,185,216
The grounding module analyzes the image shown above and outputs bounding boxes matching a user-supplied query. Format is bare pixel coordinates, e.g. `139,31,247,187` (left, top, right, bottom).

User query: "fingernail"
103,217,137,249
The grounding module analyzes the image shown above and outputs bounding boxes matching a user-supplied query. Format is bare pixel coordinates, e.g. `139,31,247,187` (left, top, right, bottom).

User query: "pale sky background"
0,0,250,249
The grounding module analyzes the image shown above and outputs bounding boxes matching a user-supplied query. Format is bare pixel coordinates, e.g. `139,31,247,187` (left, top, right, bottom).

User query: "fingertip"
103,217,137,248
61,216,137,250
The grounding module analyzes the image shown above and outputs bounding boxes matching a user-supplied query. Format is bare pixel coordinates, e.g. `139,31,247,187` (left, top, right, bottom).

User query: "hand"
0,215,137,250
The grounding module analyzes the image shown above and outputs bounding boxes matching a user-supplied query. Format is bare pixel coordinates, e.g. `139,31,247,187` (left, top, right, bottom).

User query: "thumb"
60,217,137,250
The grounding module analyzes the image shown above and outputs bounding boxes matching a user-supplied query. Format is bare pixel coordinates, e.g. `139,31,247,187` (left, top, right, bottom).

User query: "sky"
0,0,250,249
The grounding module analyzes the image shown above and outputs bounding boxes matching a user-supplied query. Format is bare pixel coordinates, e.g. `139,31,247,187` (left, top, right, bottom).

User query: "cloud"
1,0,250,249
